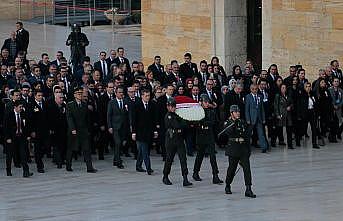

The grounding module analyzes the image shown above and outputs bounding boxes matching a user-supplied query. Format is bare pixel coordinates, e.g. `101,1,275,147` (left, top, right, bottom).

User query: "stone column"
213,0,247,72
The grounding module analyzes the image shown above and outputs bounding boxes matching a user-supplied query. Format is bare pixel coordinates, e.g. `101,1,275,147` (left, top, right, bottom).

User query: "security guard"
223,105,256,198
193,94,223,184
162,98,192,187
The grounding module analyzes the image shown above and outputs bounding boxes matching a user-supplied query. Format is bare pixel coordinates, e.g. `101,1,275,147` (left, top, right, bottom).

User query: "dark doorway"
247,0,262,70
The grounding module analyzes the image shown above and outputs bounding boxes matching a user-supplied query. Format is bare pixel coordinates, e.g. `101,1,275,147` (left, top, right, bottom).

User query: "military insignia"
168,115,171,119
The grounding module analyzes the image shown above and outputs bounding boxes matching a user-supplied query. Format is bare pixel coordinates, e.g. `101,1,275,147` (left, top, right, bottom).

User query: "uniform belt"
171,129,182,133
229,138,245,143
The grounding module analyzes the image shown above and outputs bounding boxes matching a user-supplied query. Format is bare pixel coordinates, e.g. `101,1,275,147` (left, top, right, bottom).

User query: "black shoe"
57,164,62,169
225,185,232,194
98,155,104,160
14,164,21,168
213,176,224,184
23,172,33,178
125,153,132,157
147,169,154,175
313,145,320,149
279,142,286,146
117,164,124,169
183,176,193,187
66,167,73,172
87,168,98,173
113,162,117,167
271,143,276,147
136,167,146,172
6,169,12,176
296,142,301,147
245,186,256,198
288,146,294,149
192,173,202,181
187,153,194,157
162,176,172,185
37,168,45,173
261,149,267,153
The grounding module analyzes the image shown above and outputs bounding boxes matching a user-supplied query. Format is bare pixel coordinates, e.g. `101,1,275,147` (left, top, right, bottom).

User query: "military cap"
230,104,240,113
199,94,210,103
166,97,176,107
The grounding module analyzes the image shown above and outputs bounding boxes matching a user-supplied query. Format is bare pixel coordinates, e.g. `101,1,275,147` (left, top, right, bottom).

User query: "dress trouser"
136,141,151,170
6,135,29,173
66,135,93,170
163,137,188,176
225,155,252,186
112,130,122,164
193,144,219,175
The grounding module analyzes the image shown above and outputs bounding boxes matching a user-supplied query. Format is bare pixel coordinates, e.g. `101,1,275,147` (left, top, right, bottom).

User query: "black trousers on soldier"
225,155,252,186
193,144,219,175
163,138,188,176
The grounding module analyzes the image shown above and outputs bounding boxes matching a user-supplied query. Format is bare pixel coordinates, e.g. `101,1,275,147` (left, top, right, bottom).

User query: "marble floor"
0,138,343,221
0,20,142,63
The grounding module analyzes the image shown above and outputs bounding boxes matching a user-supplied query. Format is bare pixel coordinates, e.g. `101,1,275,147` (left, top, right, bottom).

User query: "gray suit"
107,98,129,164
245,93,268,150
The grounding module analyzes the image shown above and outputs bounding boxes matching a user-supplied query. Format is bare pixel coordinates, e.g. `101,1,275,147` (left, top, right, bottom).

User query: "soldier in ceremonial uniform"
223,105,256,198
65,87,97,173
162,98,192,187
192,94,223,184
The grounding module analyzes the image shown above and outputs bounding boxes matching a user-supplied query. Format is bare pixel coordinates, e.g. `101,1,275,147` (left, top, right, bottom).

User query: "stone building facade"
142,0,343,80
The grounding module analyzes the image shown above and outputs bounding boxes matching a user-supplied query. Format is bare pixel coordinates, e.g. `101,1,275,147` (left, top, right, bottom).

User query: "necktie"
120,58,123,63
38,102,42,109
119,100,123,109
16,113,21,134
145,103,148,110
102,61,106,76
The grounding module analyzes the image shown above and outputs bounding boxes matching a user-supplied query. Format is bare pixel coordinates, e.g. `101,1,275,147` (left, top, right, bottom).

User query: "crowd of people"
0,22,342,186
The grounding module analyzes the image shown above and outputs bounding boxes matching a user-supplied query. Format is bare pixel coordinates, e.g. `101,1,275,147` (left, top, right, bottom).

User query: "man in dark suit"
223,83,245,119
29,90,49,173
2,31,20,60
28,65,44,86
197,60,208,88
179,52,198,82
107,86,129,169
15,21,29,52
113,47,131,73
97,81,114,159
51,51,64,67
124,86,138,158
94,51,110,81
106,49,117,66
131,89,158,175
3,100,33,177
38,53,50,77
66,87,97,173
47,92,67,168
148,55,165,84
245,84,268,153
0,64,12,89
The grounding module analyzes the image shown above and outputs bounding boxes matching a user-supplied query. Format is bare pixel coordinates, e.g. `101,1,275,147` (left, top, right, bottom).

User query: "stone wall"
263,0,343,80
0,0,52,21
141,0,213,67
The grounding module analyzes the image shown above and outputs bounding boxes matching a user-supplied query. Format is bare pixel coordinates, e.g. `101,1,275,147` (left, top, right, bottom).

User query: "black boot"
192,172,202,181
245,185,256,198
213,175,223,184
183,175,193,187
23,171,33,178
6,168,12,176
162,175,172,185
225,185,232,194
